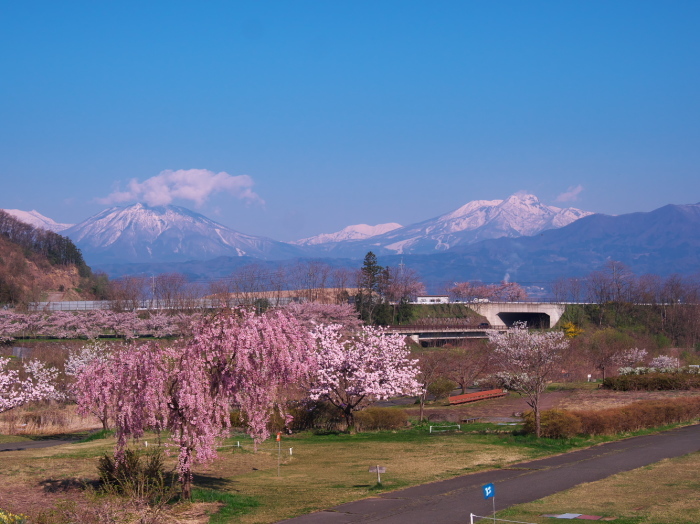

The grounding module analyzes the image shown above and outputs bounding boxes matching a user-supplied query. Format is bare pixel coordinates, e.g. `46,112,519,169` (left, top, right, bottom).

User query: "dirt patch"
406,388,700,422
406,391,573,422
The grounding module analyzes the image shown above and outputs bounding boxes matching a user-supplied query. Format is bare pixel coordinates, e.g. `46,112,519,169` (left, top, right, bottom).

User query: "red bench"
448,389,507,405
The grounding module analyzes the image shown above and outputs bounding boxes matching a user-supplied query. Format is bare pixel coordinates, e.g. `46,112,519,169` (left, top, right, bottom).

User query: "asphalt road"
279,423,700,523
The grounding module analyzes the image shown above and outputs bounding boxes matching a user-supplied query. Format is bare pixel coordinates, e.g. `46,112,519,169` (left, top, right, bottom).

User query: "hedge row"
231,404,407,434
524,397,700,438
602,373,700,391
354,408,408,431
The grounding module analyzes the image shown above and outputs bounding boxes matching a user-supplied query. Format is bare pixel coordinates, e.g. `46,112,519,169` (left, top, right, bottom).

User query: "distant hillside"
0,210,106,306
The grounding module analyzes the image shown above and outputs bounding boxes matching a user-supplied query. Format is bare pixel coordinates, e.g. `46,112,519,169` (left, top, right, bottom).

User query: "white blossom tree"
0,356,63,414
649,355,679,370
488,322,569,437
310,325,421,430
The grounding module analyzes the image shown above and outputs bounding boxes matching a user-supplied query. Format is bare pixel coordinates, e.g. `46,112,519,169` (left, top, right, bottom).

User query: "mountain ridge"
63,203,304,264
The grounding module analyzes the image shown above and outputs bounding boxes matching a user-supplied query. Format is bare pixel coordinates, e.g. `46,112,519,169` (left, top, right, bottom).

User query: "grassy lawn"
1,421,613,523
3,387,700,523
496,451,700,524
192,424,636,524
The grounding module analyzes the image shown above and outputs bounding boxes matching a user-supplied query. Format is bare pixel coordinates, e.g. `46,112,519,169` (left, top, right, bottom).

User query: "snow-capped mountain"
3,209,74,232
292,223,402,246
302,193,593,257
65,203,303,264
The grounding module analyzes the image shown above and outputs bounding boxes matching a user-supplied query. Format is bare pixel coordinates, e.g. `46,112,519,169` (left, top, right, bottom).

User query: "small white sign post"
368,465,386,484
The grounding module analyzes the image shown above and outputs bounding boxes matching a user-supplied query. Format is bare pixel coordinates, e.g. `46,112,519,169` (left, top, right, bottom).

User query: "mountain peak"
65,203,302,264
3,209,74,232
504,192,541,205
292,223,403,246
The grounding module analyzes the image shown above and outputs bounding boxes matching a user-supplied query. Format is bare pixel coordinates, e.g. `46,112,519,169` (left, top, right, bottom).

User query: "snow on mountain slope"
302,193,593,257
292,223,402,246
3,209,73,232
377,193,593,253
64,203,303,264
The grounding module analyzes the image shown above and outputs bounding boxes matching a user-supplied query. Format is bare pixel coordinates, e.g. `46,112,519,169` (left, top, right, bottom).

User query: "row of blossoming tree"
0,309,199,342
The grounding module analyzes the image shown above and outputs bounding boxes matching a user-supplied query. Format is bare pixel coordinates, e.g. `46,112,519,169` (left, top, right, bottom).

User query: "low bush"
354,408,408,431
524,397,700,437
427,378,457,400
603,372,700,390
523,409,582,438
0,509,29,524
97,448,176,504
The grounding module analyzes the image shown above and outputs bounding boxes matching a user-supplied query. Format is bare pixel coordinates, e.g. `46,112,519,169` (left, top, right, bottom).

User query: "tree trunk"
534,406,541,438
419,393,426,422
181,473,192,500
344,409,356,433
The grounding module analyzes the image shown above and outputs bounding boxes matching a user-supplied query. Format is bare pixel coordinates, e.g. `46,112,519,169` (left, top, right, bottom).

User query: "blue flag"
482,483,495,500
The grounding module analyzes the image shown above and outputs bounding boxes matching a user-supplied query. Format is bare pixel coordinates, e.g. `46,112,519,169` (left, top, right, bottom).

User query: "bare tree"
416,351,446,422
109,276,147,311
443,341,490,394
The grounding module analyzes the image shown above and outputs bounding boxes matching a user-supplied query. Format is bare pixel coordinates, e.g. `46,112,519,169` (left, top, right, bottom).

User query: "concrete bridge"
387,302,567,345
386,324,508,346
468,302,566,329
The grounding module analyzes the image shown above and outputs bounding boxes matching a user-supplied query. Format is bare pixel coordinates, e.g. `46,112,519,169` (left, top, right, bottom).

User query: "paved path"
0,439,76,452
280,424,700,523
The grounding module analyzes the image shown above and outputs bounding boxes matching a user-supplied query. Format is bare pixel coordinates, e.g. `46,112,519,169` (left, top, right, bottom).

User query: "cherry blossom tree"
613,347,648,368
447,280,527,302
283,302,363,332
649,355,679,369
78,308,315,499
0,356,63,414
488,322,569,437
67,340,117,430
310,324,421,430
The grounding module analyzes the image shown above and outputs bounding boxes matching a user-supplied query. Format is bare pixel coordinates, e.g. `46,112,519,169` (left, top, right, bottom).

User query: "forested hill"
0,209,89,274
0,210,106,306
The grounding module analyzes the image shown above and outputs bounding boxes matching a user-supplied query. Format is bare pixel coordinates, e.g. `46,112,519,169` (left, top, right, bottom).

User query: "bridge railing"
387,324,508,331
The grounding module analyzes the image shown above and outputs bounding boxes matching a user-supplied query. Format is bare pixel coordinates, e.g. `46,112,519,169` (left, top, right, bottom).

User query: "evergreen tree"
356,252,383,324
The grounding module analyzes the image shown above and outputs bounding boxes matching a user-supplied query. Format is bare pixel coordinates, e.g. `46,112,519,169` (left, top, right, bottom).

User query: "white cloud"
97,169,264,207
556,185,584,203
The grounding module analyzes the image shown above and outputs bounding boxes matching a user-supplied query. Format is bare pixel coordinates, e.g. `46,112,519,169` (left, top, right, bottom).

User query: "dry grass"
196,433,531,524
0,403,101,436
0,429,532,523
500,452,700,523
557,389,700,411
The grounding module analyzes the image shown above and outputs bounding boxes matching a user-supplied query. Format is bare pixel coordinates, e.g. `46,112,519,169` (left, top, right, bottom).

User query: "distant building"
414,295,450,305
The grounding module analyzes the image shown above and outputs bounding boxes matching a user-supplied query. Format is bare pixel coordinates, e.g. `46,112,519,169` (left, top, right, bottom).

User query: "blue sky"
2,1,699,240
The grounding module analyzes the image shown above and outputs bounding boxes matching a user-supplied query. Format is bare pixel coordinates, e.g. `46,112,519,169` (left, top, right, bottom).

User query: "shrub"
527,397,700,437
523,409,582,438
427,378,457,400
97,448,175,504
0,509,28,524
603,372,700,391
354,407,408,431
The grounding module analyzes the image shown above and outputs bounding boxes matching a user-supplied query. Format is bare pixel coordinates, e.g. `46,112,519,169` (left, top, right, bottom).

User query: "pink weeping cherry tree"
309,324,421,431
76,308,316,499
